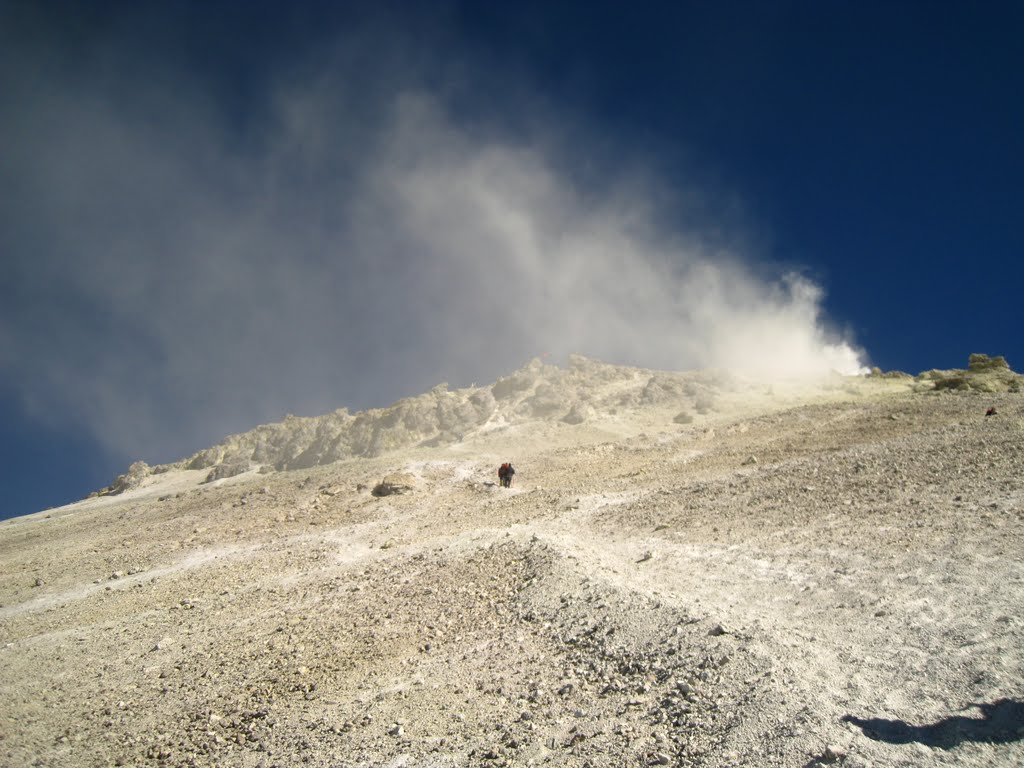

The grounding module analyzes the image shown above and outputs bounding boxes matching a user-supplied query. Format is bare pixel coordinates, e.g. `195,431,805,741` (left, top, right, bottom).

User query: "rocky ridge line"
93,353,1020,497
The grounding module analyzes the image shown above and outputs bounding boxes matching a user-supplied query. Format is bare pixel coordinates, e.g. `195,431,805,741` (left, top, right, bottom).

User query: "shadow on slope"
842,699,1024,748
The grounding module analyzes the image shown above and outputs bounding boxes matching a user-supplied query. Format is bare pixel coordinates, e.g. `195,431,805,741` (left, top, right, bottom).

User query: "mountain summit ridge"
94,353,1019,499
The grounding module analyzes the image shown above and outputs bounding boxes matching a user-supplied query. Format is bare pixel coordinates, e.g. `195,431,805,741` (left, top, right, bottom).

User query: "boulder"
372,473,417,497
93,461,151,497
673,410,694,424
526,383,567,417
204,462,250,483
491,371,537,400
561,402,594,425
968,353,1011,372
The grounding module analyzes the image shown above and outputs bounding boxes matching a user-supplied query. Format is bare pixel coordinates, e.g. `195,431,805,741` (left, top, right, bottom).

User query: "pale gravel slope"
2,367,1023,768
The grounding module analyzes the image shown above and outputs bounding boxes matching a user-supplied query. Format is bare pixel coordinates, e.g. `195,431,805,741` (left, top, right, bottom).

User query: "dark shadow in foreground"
843,699,1024,749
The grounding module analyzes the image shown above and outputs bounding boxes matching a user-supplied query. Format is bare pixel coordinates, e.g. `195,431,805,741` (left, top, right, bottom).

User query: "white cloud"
0,24,866,466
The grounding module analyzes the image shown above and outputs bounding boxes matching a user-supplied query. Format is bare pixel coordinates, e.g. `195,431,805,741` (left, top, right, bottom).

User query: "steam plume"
0,17,866,466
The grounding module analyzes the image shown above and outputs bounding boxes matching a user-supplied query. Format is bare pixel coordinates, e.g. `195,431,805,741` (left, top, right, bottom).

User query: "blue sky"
2,0,1022,520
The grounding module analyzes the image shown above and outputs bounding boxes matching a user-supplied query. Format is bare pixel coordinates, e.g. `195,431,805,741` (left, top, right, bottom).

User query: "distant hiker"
498,462,515,488
986,406,998,417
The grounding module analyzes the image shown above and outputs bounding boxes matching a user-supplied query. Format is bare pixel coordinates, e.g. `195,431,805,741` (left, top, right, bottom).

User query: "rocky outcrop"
867,367,913,379
561,401,595,425
168,358,601,478
174,383,503,477
968,353,1011,373
130,357,748,482
203,462,250,484
916,354,1022,393
91,461,150,497
116,353,940,488
372,473,416,497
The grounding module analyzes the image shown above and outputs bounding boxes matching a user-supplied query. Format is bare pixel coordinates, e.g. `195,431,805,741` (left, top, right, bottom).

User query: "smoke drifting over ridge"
0,13,865,467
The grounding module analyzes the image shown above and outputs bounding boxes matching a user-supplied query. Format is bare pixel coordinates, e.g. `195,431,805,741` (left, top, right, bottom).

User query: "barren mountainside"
2,354,1023,768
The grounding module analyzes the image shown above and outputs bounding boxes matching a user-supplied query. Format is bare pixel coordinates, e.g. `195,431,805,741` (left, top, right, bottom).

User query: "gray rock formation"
372,473,417,497
91,460,151,497
101,353,1022,493
916,353,1022,393
203,462,250,484
172,356,675,479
